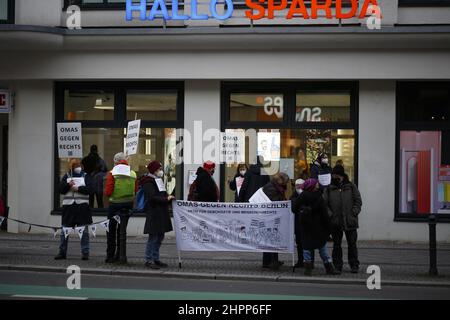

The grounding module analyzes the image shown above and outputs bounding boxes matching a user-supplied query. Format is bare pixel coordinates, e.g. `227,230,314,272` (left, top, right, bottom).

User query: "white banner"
90,224,97,237
75,226,86,239
125,119,141,156
172,201,294,253
63,227,74,239
113,215,121,224
57,123,82,158
100,220,110,232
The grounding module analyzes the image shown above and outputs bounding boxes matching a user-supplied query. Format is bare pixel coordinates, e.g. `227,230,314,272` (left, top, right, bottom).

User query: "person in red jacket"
104,152,139,264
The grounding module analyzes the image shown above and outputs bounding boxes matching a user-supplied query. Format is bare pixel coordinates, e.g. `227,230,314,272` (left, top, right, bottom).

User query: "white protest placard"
57,123,82,158
318,173,331,186
172,200,294,253
155,178,167,192
111,164,131,177
0,90,11,113
249,187,271,204
66,177,85,187
188,170,197,185
236,176,245,196
125,119,141,156
220,129,245,164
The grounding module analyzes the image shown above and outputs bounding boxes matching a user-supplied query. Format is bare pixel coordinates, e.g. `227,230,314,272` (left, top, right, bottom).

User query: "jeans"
59,227,89,256
303,244,331,263
331,228,359,269
145,233,165,262
106,202,132,260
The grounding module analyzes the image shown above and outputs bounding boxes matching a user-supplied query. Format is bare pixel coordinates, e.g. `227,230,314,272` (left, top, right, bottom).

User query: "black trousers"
331,228,359,269
106,203,132,261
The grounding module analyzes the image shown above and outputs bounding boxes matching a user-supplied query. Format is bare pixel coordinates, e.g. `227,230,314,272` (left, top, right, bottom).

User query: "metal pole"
429,214,438,276
178,250,182,269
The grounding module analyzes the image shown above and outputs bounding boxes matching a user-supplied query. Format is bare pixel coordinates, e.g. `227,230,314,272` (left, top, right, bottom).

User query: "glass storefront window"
223,128,355,202
399,84,450,123
64,89,115,121
58,127,180,209
296,91,351,122
230,93,284,122
126,90,177,121
398,131,450,215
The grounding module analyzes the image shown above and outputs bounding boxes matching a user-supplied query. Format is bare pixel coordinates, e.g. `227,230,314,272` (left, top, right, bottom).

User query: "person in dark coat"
228,163,248,202
323,165,362,274
310,153,332,190
290,178,307,268
293,178,339,276
261,172,290,270
238,156,270,203
141,161,174,269
188,161,219,202
55,159,93,260
82,145,107,208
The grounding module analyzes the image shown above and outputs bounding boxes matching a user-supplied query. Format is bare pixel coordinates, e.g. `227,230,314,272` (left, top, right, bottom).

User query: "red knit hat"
203,161,216,171
147,161,162,174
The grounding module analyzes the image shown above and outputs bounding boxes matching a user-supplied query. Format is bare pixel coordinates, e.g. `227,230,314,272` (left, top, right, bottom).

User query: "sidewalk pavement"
1,231,450,287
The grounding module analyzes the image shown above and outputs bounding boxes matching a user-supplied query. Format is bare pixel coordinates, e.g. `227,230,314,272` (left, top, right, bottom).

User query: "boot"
294,260,304,268
324,262,340,275
304,262,313,276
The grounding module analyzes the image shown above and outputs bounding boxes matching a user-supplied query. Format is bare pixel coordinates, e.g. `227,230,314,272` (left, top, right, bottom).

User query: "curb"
1,264,450,288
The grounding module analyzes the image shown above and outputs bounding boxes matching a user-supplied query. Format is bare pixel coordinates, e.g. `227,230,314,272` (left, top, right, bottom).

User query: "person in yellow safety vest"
104,152,138,264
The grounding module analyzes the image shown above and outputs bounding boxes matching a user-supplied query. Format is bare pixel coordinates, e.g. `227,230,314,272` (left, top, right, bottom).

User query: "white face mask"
73,167,82,174
296,188,303,195
156,170,164,178
239,170,246,176
322,158,329,165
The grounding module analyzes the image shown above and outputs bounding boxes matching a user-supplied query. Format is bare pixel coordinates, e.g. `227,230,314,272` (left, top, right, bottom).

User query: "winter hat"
332,165,345,177
147,160,162,174
303,178,319,192
295,178,305,189
203,161,216,171
113,152,127,164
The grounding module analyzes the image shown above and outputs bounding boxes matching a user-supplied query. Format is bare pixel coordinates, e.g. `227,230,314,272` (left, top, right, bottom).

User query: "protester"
293,178,339,276
92,163,106,209
140,161,174,269
55,159,93,260
228,163,248,202
290,178,307,268
324,165,362,274
188,161,219,202
310,153,332,189
261,172,290,270
335,159,344,169
82,145,107,208
104,152,137,264
238,156,270,203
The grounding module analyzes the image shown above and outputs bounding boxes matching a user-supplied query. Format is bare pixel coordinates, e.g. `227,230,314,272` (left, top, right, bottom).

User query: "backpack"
135,187,146,212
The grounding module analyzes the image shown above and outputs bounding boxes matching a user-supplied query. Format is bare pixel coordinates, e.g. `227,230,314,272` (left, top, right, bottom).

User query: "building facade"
0,0,450,241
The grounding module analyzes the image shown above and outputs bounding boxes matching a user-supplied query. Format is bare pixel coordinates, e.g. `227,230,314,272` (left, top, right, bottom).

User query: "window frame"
395,81,450,223
53,81,184,216
399,0,450,7
0,0,14,24
220,81,359,202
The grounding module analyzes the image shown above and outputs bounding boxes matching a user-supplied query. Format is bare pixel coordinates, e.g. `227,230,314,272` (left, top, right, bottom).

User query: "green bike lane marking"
0,284,362,300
